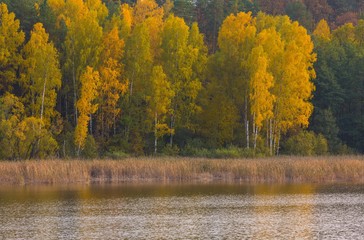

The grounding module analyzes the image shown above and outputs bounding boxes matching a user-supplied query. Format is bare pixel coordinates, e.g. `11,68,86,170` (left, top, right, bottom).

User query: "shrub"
335,143,354,155
283,131,328,156
180,145,211,157
181,146,258,158
103,150,130,159
213,146,256,158
162,145,180,156
81,135,98,159
314,134,328,155
214,147,241,158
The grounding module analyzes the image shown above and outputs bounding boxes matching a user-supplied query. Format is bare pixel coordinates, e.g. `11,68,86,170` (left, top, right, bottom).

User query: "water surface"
1,184,364,239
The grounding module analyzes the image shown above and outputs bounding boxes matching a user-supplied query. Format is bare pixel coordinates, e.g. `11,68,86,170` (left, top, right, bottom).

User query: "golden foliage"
22,23,61,125
0,3,25,93
313,19,331,41
75,67,100,149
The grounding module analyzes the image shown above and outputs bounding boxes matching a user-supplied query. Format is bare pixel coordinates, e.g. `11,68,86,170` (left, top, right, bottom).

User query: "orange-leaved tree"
0,3,24,94
202,12,316,154
96,27,128,147
75,67,100,154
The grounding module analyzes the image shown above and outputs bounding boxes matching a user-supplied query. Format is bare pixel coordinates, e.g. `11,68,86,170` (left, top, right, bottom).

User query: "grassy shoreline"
0,156,364,185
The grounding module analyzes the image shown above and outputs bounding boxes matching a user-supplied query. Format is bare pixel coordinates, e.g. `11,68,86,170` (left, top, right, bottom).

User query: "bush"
283,131,328,156
214,147,249,158
180,145,211,157
314,134,329,155
334,143,354,155
81,135,98,159
162,145,180,156
181,145,258,158
103,150,129,159
255,136,271,157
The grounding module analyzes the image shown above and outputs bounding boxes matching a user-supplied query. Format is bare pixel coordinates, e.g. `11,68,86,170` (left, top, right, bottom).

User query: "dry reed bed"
0,156,364,185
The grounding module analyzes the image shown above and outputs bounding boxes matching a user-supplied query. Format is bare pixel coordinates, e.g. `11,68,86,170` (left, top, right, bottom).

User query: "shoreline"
0,155,364,185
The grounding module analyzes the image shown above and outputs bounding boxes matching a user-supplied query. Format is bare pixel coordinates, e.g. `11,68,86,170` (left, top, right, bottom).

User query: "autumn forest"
0,0,363,159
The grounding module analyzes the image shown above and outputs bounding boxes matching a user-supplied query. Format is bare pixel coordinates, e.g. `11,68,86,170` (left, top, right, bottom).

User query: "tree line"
0,0,362,159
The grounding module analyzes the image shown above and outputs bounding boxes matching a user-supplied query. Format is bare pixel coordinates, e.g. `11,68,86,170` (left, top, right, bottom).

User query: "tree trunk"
154,112,158,154
31,76,35,117
266,119,269,148
72,37,78,125
63,140,66,158
77,144,81,157
272,120,280,155
40,70,48,121
113,108,116,135
269,119,273,155
37,67,49,159
101,110,104,139
254,127,258,150
245,95,249,149
89,114,93,134
246,120,249,149
276,129,281,156
130,79,134,99
129,71,135,99
169,114,174,147
125,71,135,143
252,113,257,150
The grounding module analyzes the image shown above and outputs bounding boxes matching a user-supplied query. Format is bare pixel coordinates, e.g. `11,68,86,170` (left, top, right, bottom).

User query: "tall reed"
0,156,363,185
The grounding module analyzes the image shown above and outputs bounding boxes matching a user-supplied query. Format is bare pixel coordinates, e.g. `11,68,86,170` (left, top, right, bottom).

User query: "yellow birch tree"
313,19,331,41
147,66,174,153
248,45,274,150
75,67,100,152
160,15,206,145
0,3,25,94
22,23,61,126
97,27,128,142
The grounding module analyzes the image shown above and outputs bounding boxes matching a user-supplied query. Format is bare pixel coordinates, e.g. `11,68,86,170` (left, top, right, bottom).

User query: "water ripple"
1,185,364,239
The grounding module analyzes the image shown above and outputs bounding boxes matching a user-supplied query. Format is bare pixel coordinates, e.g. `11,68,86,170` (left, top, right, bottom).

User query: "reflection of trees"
252,184,316,239
0,184,326,239
55,190,81,239
0,186,84,239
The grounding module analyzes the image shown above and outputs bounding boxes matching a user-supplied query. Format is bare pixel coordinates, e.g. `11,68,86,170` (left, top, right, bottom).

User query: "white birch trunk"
154,112,158,154
269,119,273,155
252,113,257,150
72,38,78,125
245,95,249,149
246,120,249,149
276,129,281,155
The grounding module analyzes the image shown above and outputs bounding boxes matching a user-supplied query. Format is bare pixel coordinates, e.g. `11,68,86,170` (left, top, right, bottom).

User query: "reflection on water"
1,184,364,239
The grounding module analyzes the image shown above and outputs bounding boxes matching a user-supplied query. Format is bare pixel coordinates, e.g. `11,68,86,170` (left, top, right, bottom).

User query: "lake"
1,184,364,239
